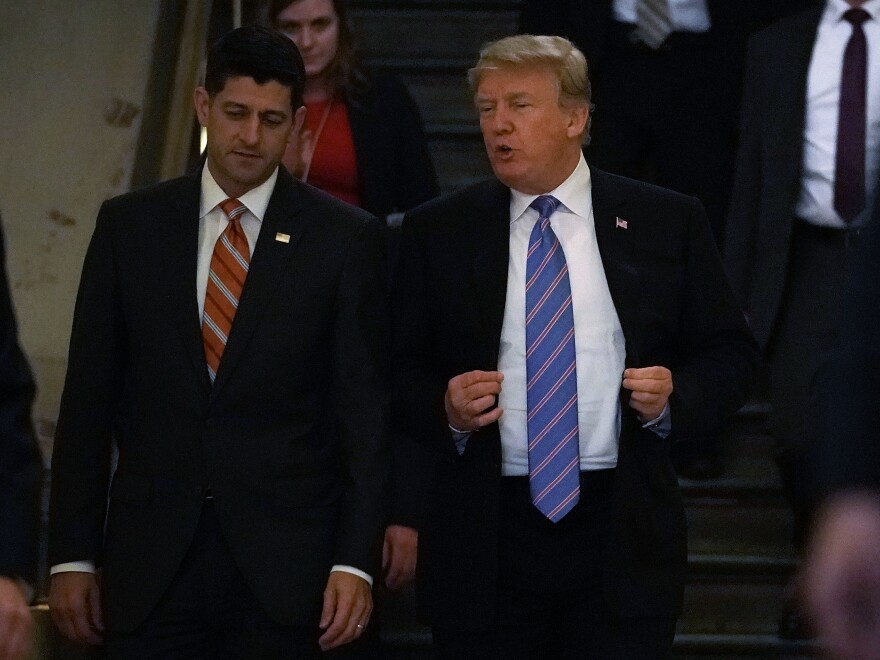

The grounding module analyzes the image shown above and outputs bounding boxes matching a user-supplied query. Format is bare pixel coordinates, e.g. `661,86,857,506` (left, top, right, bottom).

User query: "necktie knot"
530,195,561,221
844,8,870,27
220,198,247,223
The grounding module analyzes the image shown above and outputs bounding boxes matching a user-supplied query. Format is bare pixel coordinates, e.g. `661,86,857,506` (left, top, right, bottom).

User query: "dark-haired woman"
261,0,439,224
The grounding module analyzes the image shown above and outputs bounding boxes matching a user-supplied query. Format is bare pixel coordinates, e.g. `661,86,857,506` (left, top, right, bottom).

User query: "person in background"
0,219,41,660
261,0,440,606
724,0,879,639
260,0,438,226
800,175,880,660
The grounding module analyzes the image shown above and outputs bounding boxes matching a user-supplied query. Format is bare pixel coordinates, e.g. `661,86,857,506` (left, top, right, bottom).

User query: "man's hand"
383,525,417,591
803,491,880,660
445,370,504,432
48,572,103,646
318,571,372,651
622,366,673,422
0,577,32,660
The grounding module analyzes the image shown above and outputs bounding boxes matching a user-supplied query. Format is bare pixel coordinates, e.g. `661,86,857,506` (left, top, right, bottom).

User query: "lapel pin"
615,217,628,230
275,232,290,243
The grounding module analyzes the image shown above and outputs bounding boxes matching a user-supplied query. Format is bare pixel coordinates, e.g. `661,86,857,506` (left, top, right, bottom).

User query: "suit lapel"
210,169,306,398
166,173,213,397
768,9,822,174
590,166,642,367
471,181,511,366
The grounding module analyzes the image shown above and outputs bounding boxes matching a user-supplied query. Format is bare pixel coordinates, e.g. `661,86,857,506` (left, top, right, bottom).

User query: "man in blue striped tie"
391,34,758,659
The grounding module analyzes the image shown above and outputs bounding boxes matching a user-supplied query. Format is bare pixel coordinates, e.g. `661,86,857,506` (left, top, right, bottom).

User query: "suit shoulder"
405,179,506,225
296,180,379,230
747,7,821,54
102,175,193,211
594,168,699,209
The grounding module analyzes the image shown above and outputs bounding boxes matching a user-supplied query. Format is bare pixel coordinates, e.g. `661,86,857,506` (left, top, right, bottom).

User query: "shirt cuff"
331,565,373,587
641,403,672,438
449,424,471,455
50,561,96,575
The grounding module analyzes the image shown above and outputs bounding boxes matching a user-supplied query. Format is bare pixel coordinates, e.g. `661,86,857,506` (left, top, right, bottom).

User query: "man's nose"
491,108,513,134
298,27,313,49
240,116,261,145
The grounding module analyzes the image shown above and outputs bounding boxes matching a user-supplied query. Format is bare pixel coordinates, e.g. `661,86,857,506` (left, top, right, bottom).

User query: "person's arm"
0,220,39,660
48,202,124,645
0,221,40,591
723,32,766,305
667,196,759,441
318,216,389,651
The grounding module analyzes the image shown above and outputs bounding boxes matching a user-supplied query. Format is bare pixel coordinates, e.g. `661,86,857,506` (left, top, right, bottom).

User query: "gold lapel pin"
275,232,290,243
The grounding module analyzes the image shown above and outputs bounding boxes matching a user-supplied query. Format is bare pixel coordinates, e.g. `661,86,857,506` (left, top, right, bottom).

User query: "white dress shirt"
796,0,880,227
613,0,711,32
52,165,372,586
498,154,626,476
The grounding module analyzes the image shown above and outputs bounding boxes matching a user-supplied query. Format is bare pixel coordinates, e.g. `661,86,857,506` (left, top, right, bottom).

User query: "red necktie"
202,198,250,383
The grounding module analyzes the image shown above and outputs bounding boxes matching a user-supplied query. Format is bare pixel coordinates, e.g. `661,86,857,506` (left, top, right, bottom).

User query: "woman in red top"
260,0,438,223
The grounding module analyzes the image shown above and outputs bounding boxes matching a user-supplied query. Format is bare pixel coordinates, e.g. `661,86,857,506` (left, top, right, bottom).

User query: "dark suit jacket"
0,221,41,586
723,7,824,350
390,167,758,629
48,167,389,632
347,72,440,529
348,72,439,221
519,0,814,88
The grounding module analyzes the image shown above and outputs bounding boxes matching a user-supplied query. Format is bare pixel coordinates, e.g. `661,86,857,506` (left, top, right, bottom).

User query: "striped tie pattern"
526,195,580,523
202,198,250,383
636,0,673,49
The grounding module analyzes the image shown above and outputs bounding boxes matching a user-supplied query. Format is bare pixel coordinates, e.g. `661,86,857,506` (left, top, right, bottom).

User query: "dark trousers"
104,500,321,659
767,221,857,549
433,470,676,660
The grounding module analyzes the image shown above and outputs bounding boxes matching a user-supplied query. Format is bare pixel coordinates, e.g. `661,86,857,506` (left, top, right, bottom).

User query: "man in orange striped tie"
48,26,388,658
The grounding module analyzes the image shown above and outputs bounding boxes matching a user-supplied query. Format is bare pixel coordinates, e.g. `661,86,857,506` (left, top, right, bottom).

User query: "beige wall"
0,1,161,453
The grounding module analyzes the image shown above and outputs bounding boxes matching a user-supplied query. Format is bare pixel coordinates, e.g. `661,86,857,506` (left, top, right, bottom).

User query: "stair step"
686,496,794,556
680,555,795,636
351,8,518,63
672,634,817,659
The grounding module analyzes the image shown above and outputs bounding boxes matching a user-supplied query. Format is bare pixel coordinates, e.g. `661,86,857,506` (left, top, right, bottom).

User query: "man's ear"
566,103,589,139
290,105,308,142
194,87,211,127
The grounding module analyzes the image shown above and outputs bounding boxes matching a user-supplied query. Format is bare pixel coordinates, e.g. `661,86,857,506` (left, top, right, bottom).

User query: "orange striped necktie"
202,198,250,383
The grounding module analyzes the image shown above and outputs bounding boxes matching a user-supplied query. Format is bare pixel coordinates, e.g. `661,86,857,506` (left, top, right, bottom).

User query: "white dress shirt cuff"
50,561,96,575
641,403,672,438
331,565,373,587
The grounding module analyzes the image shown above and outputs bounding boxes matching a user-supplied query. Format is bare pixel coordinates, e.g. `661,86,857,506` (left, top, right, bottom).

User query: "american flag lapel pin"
275,232,290,243
615,217,628,230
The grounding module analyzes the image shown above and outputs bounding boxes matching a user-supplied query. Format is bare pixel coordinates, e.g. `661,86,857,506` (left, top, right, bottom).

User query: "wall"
0,1,161,453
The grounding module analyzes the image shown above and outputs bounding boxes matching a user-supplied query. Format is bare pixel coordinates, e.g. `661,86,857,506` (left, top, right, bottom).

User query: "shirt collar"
199,164,279,222
509,152,592,224
824,0,879,24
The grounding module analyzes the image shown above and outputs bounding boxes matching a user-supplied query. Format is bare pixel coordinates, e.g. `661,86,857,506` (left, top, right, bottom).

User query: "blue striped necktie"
525,195,580,522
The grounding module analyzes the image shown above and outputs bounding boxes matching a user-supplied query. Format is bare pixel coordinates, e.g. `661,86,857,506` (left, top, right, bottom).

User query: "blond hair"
468,34,591,107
